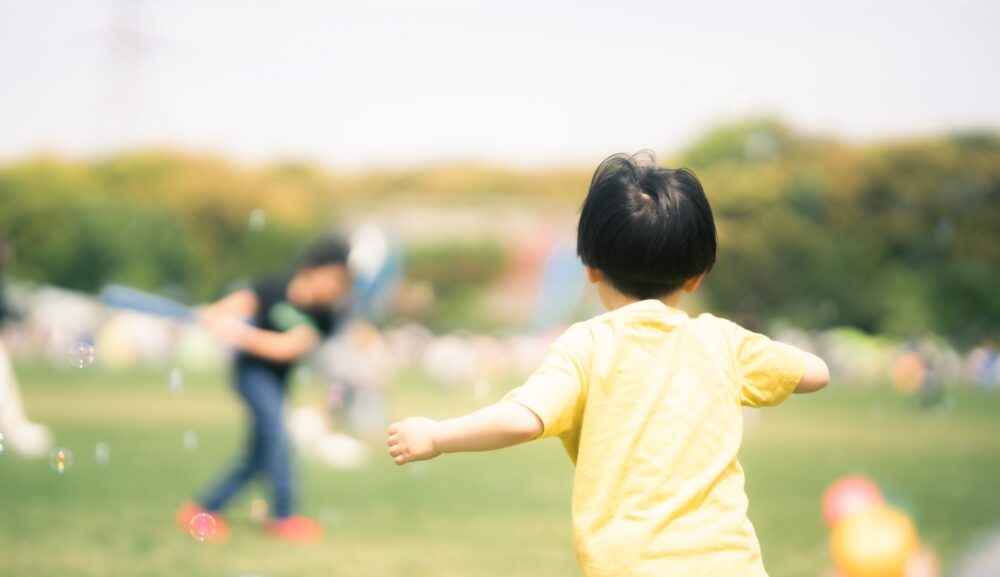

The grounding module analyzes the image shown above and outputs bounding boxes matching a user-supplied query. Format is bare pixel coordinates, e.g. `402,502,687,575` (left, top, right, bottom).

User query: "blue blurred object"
348,225,403,326
99,284,195,321
530,240,586,331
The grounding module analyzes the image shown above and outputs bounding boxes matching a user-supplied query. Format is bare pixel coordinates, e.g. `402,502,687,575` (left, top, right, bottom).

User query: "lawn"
2,363,999,577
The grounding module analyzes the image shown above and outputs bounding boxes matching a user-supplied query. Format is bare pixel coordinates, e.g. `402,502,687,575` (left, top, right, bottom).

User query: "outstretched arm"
200,290,319,363
794,349,830,394
387,401,543,465
206,318,320,364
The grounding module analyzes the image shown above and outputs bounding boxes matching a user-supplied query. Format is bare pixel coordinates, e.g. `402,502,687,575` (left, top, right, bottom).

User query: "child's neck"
601,285,684,312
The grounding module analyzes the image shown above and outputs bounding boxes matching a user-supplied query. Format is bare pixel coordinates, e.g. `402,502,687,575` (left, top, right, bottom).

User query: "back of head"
577,151,717,299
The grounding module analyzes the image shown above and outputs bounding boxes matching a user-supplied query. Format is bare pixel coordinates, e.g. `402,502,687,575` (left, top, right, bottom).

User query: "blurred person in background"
175,235,352,543
964,339,999,389
0,230,53,457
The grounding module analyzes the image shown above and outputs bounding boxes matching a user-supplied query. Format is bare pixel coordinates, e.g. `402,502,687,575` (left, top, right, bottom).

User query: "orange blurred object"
266,515,325,543
831,506,919,577
823,475,885,527
891,351,926,394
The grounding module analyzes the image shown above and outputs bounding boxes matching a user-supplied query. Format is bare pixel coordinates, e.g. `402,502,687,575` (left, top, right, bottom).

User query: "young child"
387,152,830,576
176,236,352,543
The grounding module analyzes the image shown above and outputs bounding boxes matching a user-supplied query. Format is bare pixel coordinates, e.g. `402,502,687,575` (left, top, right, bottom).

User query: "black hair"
297,235,351,269
577,151,717,299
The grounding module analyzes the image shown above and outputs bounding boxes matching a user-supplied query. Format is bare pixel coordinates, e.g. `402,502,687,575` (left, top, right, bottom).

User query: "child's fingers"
387,434,398,447
394,454,407,465
388,422,400,435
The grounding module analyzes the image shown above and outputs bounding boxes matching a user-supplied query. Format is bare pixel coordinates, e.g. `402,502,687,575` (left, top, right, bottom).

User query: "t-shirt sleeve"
725,321,804,408
268,302,320,333
502,322,592,439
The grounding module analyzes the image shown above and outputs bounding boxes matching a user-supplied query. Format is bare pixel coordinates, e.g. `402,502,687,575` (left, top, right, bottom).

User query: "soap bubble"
248,208,268,231
67,342,96,368
250,498,269,525
408,461,431,478
95,442,111,466
49,447,74,474
182,430,199,452
189,512,217,541
319,507,345,530
168,368,184,394
472,379,492,402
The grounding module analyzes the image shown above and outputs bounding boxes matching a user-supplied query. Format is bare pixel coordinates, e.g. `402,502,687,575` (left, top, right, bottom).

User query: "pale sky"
1,0,997,169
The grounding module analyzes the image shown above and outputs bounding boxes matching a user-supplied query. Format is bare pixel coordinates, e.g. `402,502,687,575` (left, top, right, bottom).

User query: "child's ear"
585,266,603,284
683,273,706,293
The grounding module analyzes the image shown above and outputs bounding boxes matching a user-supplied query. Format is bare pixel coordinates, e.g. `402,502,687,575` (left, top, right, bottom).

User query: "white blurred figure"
0,235,53,458
289,319,395,470
0,342,53,457
319,320,394,439
287,405,368,471
422,334,478,387
23,287,103,364
383,322,433,367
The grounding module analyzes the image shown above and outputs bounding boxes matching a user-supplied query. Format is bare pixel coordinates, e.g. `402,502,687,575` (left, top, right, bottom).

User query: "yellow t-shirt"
504,300,803,577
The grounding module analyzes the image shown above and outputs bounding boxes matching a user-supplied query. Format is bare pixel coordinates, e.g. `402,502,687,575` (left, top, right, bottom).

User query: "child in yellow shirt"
387,152,830,577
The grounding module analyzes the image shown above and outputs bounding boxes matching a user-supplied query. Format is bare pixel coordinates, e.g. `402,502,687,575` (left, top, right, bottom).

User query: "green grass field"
2,363,999,577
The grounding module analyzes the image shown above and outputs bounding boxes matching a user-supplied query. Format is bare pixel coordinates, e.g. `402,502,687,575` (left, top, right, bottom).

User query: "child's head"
577,151,717,302
295,236,352,309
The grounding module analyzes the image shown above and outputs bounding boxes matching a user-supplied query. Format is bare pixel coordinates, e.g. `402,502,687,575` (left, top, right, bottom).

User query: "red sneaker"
266,515,325,543
174,501,230,543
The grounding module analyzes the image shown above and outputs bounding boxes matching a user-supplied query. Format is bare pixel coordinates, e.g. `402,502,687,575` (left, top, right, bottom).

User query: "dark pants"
199,361,294,519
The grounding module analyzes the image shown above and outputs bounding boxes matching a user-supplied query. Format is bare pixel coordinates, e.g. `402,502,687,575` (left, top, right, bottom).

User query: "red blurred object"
823,475,884,527
267,515,325,543
174,501,230,542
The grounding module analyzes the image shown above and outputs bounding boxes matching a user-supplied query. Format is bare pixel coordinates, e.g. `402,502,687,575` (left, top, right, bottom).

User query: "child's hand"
387,418,441,465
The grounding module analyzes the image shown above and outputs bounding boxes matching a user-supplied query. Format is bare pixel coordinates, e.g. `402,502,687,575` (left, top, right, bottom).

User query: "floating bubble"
248,208,268,232
49,447,74,474
182,430,199,452
408,461,431,478
250,498,269,525
327,383,345,409
168,368,184,394
319,507,345,530
189,512,216,541
472,379,492,402
67,342,96,368
95,442,111,466
293,365,312,384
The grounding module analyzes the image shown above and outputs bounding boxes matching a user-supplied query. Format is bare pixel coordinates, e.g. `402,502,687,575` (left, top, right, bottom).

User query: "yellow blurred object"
831,506,919,577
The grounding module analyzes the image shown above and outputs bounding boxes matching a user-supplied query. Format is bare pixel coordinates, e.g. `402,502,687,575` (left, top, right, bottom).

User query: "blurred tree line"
1,119,998,342
684,119,1000,343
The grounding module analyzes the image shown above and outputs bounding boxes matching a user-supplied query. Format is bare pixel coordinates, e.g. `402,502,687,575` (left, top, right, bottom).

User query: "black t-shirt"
236,275,342,379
